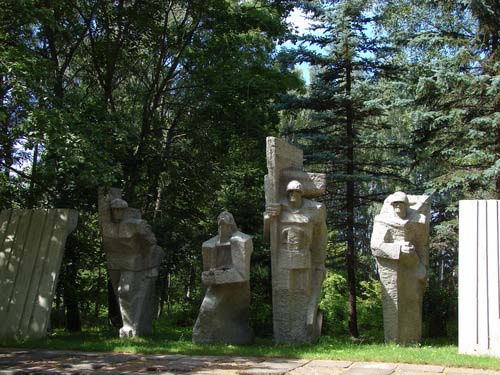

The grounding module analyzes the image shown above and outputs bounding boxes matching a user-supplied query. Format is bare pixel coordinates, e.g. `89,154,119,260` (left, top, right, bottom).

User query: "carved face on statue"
217,211,237,243
110,198,128,223
392,202,407,219
286,180,304,209
388,191,409,219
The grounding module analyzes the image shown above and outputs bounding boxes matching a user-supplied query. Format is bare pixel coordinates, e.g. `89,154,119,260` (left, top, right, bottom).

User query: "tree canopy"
0,0,498,339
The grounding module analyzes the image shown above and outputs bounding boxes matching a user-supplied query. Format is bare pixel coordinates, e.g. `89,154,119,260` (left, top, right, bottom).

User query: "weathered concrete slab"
4,349,500,375
238,359,309,375
397,372,442,375
459,200,500,357
397,364,444,373
352,362,397,370
446,368,500,375
290,360,348,375
308,360,352,368
343,368,395,375
0,209,78,340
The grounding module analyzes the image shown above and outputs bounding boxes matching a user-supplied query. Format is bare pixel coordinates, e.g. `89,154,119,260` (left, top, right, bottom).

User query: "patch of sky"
278,8,326,85
278,7,378,85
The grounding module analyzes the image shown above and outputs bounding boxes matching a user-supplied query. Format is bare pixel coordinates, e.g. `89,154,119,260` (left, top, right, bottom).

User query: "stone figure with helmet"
370,191,431,344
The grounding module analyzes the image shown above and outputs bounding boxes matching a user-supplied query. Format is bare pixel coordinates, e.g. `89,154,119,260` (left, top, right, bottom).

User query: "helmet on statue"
286,180,304,194
387,191,409,206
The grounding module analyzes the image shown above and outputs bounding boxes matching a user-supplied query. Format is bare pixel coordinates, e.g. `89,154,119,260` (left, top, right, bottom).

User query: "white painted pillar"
459,200,500,356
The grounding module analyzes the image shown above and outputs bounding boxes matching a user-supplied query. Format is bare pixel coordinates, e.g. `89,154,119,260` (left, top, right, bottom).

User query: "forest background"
0,0,498,341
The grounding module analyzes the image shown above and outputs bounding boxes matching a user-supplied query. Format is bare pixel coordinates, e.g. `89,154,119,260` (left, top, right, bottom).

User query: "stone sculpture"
193,211,254,344
370,191,431,344
0,209,78,339
264,137,327,344
459,200,500,357
98,188,164,338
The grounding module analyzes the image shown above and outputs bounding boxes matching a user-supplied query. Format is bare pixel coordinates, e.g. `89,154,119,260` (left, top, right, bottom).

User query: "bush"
320,271,383,338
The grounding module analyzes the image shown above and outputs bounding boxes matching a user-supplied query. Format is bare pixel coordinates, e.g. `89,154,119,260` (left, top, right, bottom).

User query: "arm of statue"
138,221,158,245
213,268,246,284
263,203,281,243
202,270,216,286
370,221,401,259
230,237,252,281
310,204,327,258
307,264,326,330
307,205,327,328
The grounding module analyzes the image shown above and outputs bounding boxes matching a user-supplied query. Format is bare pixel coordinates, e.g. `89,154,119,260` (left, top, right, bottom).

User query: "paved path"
0,348,498,375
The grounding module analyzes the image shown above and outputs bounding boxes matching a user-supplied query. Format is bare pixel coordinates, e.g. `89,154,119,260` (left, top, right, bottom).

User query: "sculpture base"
193,282,254,345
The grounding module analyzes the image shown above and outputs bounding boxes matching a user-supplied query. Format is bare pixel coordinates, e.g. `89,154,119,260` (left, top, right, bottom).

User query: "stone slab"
446,369,500,375
459,200,500,357
398,364,444,373
0,209,78,340
289,364,346,375
238,359,309,375
4,350,500,375
352,362,397,370
343,368,395,375
308,360,353,368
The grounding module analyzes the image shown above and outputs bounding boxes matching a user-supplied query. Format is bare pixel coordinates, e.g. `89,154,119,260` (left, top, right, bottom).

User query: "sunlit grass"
1,324,499,370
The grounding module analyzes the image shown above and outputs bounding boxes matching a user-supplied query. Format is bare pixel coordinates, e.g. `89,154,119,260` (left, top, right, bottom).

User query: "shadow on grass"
0,324,498,370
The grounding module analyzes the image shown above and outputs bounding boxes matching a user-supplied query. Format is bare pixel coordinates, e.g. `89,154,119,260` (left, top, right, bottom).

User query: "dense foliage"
0,0,498,340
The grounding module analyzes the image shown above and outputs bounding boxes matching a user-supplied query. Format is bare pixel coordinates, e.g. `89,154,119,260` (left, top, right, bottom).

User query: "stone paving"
0,348,499,375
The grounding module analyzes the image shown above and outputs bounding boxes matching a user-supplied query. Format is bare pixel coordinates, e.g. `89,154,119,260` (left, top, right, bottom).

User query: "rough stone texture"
263,137,327,344
98,187,164,338
352,363,397,371
446,368,500,375
3,349,500,375
290,360,351,375
397,371,443,375
0,209,78,340
308,360,353,368
458,200,500,357
397,364,444,373
343,368,394,375
370,192,431,344
193,211,254,344
238,359,308,375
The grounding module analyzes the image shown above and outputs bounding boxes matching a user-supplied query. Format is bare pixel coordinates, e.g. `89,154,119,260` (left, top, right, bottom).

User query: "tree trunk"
345,56,359,338
62,237,82,332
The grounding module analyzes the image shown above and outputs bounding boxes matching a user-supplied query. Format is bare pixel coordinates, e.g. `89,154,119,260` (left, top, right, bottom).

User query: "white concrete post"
459,200,500,357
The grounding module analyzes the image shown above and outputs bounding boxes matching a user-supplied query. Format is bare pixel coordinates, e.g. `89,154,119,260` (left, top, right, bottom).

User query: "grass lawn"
1,324,499,370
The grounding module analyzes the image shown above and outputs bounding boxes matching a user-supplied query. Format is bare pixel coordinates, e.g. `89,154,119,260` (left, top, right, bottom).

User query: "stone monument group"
0,136,497,357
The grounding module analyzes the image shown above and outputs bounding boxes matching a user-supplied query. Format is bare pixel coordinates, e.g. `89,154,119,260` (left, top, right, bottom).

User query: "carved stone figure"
0,209,78,340
98,188,164,338
192,211,254,344
370,191,430,344
264,137,327,344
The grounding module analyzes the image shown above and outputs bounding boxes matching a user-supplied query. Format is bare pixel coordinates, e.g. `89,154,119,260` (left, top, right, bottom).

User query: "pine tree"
281,0,408,337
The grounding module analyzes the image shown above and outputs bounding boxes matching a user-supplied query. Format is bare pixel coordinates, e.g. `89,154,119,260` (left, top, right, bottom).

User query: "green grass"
1,324,499,370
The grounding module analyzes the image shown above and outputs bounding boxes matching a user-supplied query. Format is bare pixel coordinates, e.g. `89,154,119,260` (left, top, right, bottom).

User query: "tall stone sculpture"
193,211,254,344
370,191,431,344
0,209,78,340
98,188,164,338
263,137,327,344
459,200,500,357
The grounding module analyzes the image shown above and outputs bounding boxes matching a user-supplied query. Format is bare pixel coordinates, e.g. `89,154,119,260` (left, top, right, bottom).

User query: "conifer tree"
282,0,407,337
